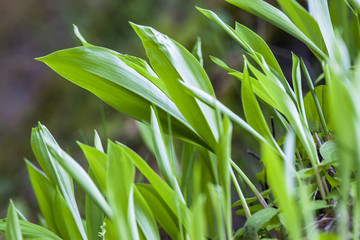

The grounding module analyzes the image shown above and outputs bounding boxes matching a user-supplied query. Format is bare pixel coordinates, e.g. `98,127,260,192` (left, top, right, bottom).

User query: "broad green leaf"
276,0,324,49
131,23,218,149
134,187,160,240
136,184,179,240
0,219,62,240
31,124,87,239
226,0,326,59
25,160,59,235
262,143,302,240
320,141,338,165
242,207,278,240
112,53,169,96
308,0,336,59
78,143,107,191
6,200,22,240
36,45,208,149
106,141,139,240
241,62,273,142
53,190,82,240
303,85,331,132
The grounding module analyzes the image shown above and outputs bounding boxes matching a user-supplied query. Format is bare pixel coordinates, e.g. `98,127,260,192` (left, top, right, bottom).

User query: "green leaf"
36,45,208,149
0,219,62,240
137,122,155,154
150,107,177,186
191,37,203,67
243,207,278,240
262,143,302,240
241,62,273,142
179,142,196,204
188,195,207,240
276,0,324,49
291,54,306,121
46,137,112,219
245,59,319,167
53,189,82,240
199,7,284,78
320,141,338,165
78,143,107,191
134,187,160,240
31,124,87,239
232,189,272,206
73,24,92,46
93,130,104,152
308,0,336,59
25,160,59,235
117,143,191,232
106,141,139,240
181,81,266,144
226,0,326,59
6,200,23,240
234,22,284,77
112,52,169,97
131,23,218,149
136,184,179,240
216,117,233,237
303,85,331,132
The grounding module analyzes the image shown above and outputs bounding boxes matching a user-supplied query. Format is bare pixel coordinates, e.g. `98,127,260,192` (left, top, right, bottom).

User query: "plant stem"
230,169,251,218
230,160,268,209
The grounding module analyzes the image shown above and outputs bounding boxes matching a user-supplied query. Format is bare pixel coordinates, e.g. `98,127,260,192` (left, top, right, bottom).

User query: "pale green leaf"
6,200,23,240
106,141,139,240
131,23,218,149
0,219,62,240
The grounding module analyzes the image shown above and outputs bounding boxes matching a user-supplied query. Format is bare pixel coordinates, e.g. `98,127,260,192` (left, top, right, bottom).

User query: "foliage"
2,0,360,239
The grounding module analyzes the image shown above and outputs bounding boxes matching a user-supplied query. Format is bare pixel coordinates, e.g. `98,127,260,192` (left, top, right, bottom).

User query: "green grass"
2,0,360,239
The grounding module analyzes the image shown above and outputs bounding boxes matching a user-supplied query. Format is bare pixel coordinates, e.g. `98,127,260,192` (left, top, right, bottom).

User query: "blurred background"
0,0,317,222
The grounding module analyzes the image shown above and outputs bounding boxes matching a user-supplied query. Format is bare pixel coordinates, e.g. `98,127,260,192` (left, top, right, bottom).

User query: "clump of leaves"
1,0,360,239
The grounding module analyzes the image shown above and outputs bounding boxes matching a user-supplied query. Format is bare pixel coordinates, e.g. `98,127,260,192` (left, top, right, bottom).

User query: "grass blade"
106,141,139,240
6,200,23,240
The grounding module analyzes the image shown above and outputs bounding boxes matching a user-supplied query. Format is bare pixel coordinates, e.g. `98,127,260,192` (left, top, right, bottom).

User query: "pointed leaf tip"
73,24,90,46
